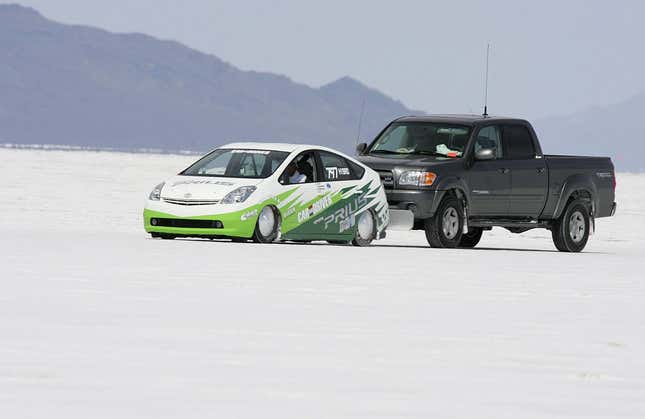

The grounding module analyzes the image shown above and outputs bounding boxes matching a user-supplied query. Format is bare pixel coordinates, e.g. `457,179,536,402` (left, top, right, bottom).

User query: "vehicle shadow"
164,237,609,254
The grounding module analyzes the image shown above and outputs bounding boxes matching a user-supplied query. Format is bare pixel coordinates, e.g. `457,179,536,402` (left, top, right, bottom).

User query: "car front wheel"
253,206,280,243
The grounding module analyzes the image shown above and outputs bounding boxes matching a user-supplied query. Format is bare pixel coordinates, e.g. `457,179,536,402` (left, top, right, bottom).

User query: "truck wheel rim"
568,210,585,243
442,207,459,239
258,207,275,237
357,211,374,240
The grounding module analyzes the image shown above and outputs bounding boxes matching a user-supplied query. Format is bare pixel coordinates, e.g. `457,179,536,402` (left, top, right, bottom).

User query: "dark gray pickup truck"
356,115,616,252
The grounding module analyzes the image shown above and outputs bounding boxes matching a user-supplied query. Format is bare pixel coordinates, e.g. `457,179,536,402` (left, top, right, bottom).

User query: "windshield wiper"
369,149,410,155
410,151,444,156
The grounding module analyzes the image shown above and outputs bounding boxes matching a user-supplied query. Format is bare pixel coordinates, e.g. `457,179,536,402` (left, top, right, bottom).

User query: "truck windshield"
181,149,290,178
369,122,471,158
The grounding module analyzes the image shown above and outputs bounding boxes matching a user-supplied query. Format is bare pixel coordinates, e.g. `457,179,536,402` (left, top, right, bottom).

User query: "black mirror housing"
356,142,368,155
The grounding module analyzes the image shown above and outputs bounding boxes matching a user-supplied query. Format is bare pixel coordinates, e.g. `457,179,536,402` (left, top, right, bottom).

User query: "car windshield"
181,149,290,178
369,122,471,158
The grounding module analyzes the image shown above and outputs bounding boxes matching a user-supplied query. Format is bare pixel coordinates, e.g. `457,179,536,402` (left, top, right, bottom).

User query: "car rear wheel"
459,227,483,248
552,199,590,252
352,210,375,247
253,206,280,243
425,195,464,248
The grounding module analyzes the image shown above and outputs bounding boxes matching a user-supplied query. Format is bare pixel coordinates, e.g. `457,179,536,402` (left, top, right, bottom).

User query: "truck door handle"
497,168,510,174
537,167,545,174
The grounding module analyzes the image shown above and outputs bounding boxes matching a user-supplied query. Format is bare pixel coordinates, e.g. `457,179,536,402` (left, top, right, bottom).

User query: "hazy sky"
4,0,645,119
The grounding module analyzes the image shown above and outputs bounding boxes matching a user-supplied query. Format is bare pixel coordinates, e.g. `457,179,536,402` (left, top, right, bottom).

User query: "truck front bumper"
385,188,442,220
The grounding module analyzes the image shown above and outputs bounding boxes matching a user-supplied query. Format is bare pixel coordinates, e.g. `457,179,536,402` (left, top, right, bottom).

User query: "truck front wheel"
424,196,464,248
459,228,483,248
551,199,590,252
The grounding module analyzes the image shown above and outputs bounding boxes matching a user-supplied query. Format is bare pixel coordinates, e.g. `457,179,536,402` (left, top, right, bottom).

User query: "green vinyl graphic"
280,180,385,240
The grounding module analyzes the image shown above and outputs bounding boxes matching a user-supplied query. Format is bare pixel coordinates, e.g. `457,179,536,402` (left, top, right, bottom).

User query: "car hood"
161,176,265,202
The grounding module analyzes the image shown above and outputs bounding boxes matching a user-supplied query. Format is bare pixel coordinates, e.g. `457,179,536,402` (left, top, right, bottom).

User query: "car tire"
459,227,483,248
352,210,375,247
425,195,464,248
253,206,280,243
551,199,590,252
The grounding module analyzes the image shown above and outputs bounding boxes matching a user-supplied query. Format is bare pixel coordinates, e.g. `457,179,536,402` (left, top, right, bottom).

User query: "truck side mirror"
475,148,495,161
356,142,368,155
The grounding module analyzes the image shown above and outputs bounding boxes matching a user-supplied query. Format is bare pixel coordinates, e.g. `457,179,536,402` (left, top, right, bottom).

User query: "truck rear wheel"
551,199,590,252
425,196,464,248
459,227,483,248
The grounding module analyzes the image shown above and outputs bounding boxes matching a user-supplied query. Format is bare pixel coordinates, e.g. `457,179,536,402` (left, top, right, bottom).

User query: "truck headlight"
221,186,256,204
149,182,165,201
398,171,437,187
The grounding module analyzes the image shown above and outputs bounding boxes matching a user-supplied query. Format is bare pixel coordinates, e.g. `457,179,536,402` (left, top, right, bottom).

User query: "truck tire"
459,228,483,248
551,199,590,252
425,196,464,248
253,206,280,243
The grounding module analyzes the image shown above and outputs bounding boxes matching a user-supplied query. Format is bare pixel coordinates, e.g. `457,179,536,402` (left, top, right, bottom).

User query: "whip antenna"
483,43,491,117
356,97,366,146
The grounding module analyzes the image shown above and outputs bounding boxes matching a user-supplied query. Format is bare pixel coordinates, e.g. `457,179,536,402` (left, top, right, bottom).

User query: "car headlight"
398,171,437,187
221,186,257,204
149,182,165,201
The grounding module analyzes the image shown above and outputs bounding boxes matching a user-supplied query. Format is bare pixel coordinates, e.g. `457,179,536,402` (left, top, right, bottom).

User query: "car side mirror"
475,148,495,161
356,142,368,155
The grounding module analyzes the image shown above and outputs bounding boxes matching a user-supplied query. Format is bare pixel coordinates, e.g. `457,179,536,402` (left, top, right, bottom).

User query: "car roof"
219,142,345,155
394,114,529,126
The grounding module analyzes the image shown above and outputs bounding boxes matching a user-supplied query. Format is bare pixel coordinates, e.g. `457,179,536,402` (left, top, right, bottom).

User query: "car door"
502,124,548,218
466,125,511,217
278,150,328,239
313,150,361,238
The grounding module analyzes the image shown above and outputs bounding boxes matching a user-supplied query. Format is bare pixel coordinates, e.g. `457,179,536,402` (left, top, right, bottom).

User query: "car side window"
503,125,536,159
474,125,503,159
319,151,355,182
280,151,317,185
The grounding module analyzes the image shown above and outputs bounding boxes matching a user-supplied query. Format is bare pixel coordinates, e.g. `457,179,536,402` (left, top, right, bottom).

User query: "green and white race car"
144,143,389,246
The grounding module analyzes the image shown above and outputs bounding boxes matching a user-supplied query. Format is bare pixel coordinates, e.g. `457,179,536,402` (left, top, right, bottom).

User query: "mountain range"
1,4,642,171
0,4,413,155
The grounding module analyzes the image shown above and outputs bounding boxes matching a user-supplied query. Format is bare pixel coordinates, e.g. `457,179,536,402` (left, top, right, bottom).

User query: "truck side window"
474,125,503,158
503,125,535,159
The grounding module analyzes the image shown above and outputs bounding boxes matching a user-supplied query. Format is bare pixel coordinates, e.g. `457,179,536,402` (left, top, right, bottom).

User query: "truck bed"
541,155,615,218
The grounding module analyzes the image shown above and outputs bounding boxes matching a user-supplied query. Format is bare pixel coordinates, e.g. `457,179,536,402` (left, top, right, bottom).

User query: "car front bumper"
143,201,260,238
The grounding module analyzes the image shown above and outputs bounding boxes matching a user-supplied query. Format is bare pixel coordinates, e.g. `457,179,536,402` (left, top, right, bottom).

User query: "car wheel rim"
568,210,585,243
442,207,459,240
258,207,275,237
357,211,374,240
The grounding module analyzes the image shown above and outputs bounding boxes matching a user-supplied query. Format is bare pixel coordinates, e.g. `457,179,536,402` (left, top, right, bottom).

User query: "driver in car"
286,162,307,184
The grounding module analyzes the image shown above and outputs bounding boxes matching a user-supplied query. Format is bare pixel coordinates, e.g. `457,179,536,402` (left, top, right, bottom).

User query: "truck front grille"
376,170,394,188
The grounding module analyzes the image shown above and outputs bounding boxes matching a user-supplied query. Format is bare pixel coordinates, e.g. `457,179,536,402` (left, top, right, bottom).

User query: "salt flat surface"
1,148,644,418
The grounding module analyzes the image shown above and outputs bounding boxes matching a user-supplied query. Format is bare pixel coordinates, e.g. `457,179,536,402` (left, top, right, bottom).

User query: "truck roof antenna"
483,42,491,117
356,97,366,147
